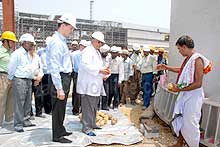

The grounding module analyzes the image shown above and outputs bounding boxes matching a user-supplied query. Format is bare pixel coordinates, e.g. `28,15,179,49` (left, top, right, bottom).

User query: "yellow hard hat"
158,48,165,52
149,46,156,51
1,31,18,42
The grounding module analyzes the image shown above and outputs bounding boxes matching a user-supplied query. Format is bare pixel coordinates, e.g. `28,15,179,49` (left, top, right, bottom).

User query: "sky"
15,0,171,29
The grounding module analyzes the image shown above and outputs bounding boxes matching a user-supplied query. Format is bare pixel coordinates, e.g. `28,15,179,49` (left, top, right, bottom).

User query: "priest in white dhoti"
77,31,110,136
157,35,212,147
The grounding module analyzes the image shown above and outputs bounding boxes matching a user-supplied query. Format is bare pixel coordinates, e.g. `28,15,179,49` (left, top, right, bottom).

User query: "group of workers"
0,13,212,147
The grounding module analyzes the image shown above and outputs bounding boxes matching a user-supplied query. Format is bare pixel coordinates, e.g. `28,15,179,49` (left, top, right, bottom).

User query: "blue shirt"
7,47,33,80
46,31,72,90
71,50,82,73
37,47,48,74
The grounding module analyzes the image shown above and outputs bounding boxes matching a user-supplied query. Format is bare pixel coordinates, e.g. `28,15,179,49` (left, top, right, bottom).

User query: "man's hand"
8,80,12,87
103,76,108,81
156,64,167,71
57,89,65,100
99,67,111,75
34,80,40,86
169,84,180,93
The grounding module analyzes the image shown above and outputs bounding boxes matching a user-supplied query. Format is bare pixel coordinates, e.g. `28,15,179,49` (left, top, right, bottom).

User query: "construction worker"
100,44,111,110
149,45,158,96
138,45,157,109
108,46,124,110
37,36,52,115
29,42,45,118
71,40,88,115
77,31,110,136
0,31,17,126
47,14,77,143
8,33,36,132
157,47,167,83
129,43,142,101
120,49,134,105
70,40,78,52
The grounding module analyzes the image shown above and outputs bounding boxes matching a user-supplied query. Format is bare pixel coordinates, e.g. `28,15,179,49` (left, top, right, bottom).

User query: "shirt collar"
55,31,66,43
20,46,29,54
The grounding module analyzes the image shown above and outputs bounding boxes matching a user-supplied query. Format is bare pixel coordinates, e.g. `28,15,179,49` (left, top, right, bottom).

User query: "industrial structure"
0,1,169,49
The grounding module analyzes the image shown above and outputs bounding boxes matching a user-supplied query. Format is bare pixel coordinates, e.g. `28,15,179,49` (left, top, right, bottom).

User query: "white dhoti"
171,52,211,147
172,88,203,147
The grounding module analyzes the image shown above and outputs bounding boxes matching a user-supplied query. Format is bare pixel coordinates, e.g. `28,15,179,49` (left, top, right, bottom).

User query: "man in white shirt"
120,49,133,105
138,46,157,109
108,46,124,110
129,43,142,102
99,44,111,110
71,40,87,115
77,31,110,136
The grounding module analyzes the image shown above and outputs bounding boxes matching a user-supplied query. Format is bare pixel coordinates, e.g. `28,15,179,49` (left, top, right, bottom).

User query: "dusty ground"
88,104,177,147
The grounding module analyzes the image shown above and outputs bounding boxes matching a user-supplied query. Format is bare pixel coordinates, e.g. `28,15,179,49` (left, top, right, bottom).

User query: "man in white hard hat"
71,39,87,116
47,14,77,143
8,33,36,132
99,44,111,110
120,49,134,105
70,40,78,52
108,46,124,110
77,31,110,136
129,43,142,102
138,45,157,110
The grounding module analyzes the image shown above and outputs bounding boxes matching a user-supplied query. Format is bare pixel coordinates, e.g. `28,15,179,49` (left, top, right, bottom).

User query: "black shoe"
93,126,102,129
53,136,72,143
36,114,46,118
63,131,72,136
101,107,109,111
23,124,36,127
72,111,80,116
15,129,24,133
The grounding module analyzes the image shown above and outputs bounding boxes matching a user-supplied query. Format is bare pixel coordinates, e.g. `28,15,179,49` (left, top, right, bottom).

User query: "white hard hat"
128,48,133,52
71,40,78,45
121,49,129,55
79,40,87,47
19,33,35,43
116,47,122,54
45,36,52,45
86,41,91,46
58,14,77,29
91,31,105,43
132,43,140,51
100,44,110,53
143,45,150,52
110,46,118,53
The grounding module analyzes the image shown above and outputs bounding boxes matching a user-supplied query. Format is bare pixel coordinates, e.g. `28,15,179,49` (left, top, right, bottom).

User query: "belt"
60,72,71,76
14,77,31,80
0,71,7,74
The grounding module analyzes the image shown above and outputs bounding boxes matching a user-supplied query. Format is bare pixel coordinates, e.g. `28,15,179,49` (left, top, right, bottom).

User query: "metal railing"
154,85,220,147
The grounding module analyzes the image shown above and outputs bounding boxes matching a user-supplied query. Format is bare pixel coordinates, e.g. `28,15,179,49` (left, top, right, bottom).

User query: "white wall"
169,0,220,98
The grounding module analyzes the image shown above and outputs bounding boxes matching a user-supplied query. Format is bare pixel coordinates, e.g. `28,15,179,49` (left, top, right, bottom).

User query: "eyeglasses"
98,41,104,45
26,42,34,47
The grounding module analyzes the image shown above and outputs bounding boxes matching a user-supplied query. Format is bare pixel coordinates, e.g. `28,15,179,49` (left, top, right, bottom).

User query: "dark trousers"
49,72,71,140
31,80,43,116
108,74,119,108
71,72,81,114
41,74,52,114
101,78,110,110
141,72,153,107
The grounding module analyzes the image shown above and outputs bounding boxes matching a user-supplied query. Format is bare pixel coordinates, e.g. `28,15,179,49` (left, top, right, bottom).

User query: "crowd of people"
0,14,212,147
